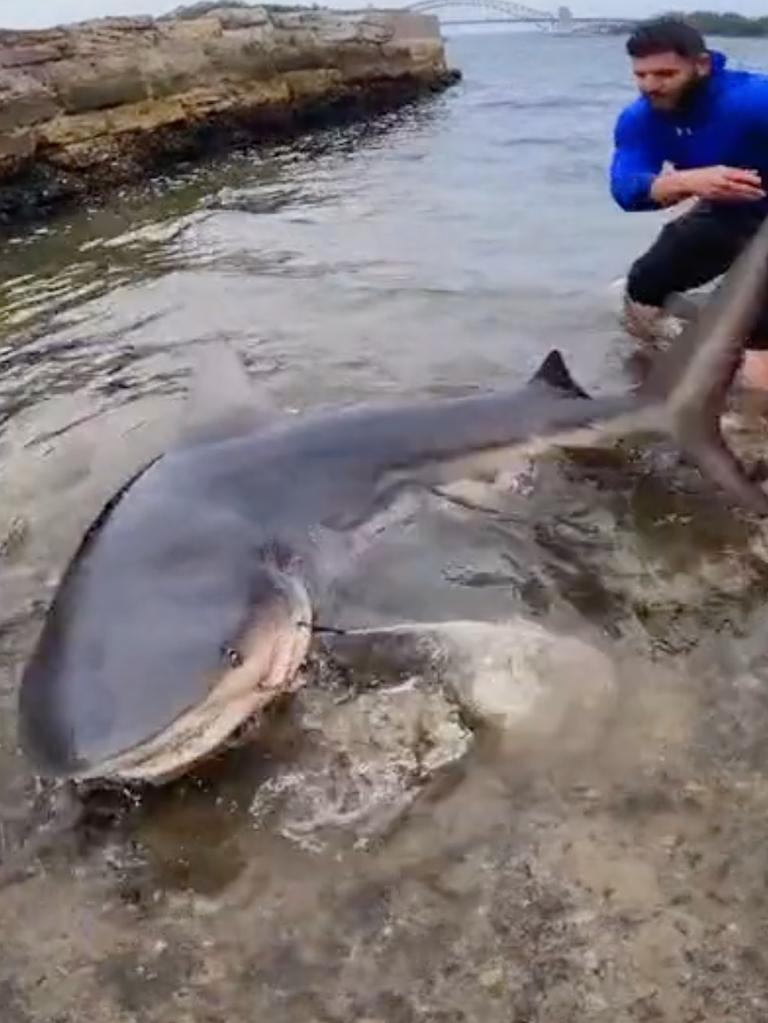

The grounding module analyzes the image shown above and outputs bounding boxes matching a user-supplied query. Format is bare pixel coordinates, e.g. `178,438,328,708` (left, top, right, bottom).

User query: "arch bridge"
406,1,636,31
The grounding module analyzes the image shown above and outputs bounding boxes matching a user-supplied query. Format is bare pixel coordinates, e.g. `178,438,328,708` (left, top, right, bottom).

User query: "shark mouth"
77,576,313,785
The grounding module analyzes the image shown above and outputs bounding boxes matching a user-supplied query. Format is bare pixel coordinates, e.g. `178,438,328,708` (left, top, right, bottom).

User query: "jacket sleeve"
610,106,663,212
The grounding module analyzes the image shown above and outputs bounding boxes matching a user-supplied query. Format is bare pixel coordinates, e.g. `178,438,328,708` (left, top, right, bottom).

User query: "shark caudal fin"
638,210,768,513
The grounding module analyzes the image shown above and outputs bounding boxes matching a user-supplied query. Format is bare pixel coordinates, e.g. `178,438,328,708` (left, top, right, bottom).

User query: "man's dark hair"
626,17,706,59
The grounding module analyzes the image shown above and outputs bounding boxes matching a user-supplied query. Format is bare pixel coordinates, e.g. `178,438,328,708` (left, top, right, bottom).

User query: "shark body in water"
16,212,768,786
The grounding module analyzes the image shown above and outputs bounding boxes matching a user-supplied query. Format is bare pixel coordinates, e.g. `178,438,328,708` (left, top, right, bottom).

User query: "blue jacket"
610,51,768,213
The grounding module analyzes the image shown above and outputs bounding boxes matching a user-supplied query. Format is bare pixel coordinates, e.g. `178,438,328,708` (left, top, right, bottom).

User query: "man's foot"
621,297,685,349
622,298,768,402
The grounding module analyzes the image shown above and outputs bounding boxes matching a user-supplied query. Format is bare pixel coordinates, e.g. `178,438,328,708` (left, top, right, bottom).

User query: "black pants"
626,201,768,349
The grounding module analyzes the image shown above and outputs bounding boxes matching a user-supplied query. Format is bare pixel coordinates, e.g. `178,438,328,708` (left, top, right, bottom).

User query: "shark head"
18,486,313,785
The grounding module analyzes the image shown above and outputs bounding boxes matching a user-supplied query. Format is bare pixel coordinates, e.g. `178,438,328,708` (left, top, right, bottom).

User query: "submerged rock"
248,680,473,852
319,617,618,753
0,4,460,224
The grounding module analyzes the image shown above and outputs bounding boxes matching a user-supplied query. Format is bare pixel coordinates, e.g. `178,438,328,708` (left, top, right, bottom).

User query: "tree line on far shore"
654,10,768,36
608,11,768,37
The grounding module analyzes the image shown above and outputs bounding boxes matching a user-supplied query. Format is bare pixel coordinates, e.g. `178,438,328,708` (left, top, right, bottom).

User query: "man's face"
631,51,710,110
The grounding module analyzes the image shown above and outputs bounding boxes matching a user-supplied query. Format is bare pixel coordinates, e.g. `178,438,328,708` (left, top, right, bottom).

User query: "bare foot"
621,297,685,349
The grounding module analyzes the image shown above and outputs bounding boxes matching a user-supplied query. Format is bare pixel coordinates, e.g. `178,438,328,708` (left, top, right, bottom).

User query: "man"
610,17,768,389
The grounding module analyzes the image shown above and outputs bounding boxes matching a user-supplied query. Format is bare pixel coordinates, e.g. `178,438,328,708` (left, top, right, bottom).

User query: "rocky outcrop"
0,3,459,223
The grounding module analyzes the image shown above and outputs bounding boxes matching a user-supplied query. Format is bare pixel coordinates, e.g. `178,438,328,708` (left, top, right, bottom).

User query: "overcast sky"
1,0,766,30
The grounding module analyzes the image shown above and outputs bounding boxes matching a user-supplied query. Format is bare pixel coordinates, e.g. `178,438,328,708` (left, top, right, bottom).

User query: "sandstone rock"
176,85,237,118
302,16,360,46
213,6,270,29
284,68,343,105
357,20,397,45
0,69,58,132
51,61,151,114
268,12,313,30
0,128,37,177
43,137,116,171
134,46,211,101
381,40,447,77
0,4,457,225
165,1,250,19
165,16,223,43
0,42,65,67
203,27,281,81
38,109,111,148
74,16,155,31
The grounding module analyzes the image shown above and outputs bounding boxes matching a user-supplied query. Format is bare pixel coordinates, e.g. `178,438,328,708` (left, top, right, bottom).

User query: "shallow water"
3,29,768,1022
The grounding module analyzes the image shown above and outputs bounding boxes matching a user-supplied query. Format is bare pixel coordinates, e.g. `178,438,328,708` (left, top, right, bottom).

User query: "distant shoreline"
607,11,768,38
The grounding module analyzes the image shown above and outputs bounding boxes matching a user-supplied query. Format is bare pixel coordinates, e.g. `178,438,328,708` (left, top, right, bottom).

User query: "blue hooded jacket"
610,51,768,213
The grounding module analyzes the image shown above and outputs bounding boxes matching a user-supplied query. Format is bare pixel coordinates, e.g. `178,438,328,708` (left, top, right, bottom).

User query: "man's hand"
651,166,766,206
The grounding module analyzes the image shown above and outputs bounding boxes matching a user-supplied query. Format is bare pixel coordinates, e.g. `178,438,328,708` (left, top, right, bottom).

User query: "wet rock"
323,619,618,758
441,619,617,750
249,681,473,851
0,5,459,225
0,69,58,133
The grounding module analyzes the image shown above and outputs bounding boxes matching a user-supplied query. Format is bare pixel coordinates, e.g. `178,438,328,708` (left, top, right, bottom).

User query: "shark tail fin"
529,349,591,399
637,210,768,513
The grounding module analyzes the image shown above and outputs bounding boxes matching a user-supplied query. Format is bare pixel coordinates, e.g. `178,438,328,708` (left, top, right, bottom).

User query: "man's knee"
627,205,749,309
626,247,673,308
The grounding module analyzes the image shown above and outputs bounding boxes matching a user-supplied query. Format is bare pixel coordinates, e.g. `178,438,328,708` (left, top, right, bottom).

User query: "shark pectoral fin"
321,479,427,534
176,339,283,450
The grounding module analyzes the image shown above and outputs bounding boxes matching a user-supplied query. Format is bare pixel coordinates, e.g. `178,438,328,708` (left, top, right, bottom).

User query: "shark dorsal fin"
529,349,590,399
176,341,282,449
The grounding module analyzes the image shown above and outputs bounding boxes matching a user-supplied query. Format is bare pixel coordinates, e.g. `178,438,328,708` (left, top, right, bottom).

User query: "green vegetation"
658,11,768,37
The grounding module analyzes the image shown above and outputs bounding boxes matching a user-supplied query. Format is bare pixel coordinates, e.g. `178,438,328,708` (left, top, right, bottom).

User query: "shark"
15,210,768,786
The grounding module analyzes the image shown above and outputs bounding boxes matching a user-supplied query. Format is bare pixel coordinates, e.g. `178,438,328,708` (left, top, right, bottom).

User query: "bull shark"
16,211,768,786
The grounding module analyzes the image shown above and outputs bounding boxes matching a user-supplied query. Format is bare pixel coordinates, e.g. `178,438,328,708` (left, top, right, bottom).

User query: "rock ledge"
0,3,460,223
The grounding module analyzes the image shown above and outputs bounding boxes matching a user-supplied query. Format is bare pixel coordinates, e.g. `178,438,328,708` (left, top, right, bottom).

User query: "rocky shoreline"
0,3,460,225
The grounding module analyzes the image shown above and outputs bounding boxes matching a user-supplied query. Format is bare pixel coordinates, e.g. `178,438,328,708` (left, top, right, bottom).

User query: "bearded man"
611,17,768,389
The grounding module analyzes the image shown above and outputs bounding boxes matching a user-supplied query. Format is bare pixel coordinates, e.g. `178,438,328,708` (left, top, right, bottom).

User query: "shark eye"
221,645,244,669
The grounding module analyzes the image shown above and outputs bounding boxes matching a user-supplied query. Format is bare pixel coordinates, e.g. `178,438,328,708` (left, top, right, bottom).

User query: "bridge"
407,2,637,32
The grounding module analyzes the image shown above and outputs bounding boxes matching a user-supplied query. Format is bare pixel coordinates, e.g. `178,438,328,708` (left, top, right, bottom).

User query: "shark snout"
72,573,314,784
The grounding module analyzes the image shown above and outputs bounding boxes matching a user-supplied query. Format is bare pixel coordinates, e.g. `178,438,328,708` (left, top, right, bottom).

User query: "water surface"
2,30,768,1022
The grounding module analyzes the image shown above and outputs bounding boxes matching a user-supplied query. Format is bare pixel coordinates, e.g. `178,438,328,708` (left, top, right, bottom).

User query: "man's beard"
649,71,707,112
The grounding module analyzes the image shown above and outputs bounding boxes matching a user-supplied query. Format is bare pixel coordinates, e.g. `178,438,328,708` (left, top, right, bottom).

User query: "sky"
1,0,767,30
